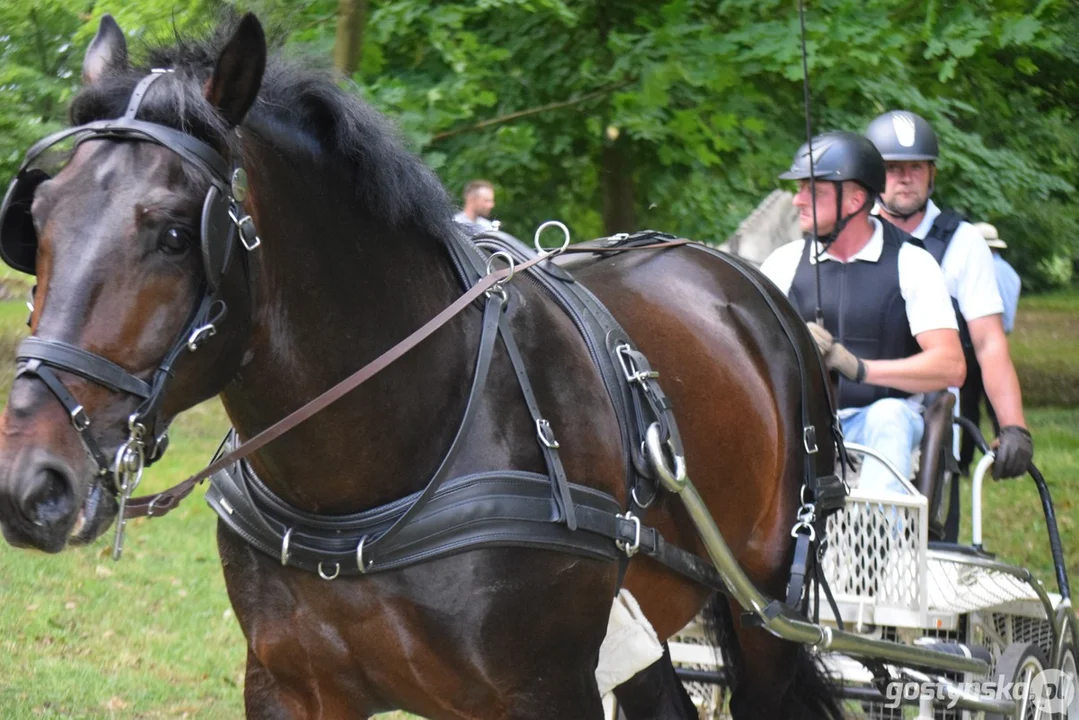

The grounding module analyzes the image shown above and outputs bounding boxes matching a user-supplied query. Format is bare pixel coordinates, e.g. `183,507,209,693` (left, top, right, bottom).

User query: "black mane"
68,15,455,240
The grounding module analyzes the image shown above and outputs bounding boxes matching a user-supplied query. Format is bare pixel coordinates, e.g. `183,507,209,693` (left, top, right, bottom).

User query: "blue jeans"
840,398,924,495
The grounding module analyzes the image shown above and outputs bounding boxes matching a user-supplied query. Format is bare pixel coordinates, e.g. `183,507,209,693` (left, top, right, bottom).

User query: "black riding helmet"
778,131,886,245
865,111,939,219
865,111,938,162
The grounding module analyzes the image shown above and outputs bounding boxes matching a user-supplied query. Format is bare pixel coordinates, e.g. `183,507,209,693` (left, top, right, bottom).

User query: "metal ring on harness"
318,562,340,581
280,527,293,566
631,484,655,509
533,221,571,257
355,535,370,574
484,251,515,300
645,422,687,493
112,435,145,496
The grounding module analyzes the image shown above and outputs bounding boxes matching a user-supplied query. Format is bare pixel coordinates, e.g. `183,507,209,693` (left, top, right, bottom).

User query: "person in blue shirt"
974,222,1021,334
960,222,1022,446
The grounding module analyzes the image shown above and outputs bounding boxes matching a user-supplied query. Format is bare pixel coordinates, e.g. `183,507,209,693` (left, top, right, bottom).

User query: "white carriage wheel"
986,642,1049,720
1058,643,1079,720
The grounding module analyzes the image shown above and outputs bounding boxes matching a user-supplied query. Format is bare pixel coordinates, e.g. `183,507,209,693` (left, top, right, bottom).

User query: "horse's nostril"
20,466,76,527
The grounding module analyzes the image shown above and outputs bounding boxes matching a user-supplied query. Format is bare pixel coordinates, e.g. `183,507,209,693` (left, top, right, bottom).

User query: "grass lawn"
1010,289,1079,407
0,282,1073,718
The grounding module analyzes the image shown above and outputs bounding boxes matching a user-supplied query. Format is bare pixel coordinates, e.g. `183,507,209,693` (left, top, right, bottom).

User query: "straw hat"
973,222,1007,250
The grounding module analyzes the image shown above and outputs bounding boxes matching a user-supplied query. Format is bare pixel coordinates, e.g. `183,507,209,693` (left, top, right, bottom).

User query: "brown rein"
125,239,689,519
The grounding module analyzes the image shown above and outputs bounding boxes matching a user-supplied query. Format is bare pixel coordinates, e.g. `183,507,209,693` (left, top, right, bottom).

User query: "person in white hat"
974,222,1021,335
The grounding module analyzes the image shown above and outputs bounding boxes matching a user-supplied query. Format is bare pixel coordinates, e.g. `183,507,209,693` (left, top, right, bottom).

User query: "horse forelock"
67,13,456,244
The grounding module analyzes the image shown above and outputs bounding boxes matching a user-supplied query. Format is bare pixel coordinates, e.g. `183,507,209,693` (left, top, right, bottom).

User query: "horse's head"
0,14,266,552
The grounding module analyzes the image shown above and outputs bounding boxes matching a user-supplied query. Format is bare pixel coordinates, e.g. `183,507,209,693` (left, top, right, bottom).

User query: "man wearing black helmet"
761,132,965,494
866,111,1032,499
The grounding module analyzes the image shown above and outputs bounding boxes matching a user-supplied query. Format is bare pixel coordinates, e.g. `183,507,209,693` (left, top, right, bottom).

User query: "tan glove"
807,322,834,357
807,322,866,382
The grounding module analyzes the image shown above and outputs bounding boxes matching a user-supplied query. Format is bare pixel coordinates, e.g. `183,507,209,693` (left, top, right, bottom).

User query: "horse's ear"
204,13,266,127
82,14,128,85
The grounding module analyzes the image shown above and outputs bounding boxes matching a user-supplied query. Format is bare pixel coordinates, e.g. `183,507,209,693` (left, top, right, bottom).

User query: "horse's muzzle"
0,446,79,551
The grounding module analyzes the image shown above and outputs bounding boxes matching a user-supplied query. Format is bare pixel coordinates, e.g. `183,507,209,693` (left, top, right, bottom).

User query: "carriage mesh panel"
927,560,1042,615
822,499,921,611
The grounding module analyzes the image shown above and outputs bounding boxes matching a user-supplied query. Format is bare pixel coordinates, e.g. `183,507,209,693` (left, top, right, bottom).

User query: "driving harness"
204,228,721,583
0,72,845,614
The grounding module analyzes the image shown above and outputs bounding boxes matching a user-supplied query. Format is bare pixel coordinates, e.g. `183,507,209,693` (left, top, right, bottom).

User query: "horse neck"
220,138,476,513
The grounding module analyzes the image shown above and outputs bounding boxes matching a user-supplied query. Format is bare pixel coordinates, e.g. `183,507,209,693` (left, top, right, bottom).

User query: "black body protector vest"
789,221,921,409
913,209,973,353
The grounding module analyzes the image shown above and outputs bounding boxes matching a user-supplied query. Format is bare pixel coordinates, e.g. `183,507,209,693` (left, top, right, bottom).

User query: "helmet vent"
893,113,917,147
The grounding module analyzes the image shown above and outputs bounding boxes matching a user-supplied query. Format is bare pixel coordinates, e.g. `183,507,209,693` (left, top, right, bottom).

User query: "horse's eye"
158,227,193,255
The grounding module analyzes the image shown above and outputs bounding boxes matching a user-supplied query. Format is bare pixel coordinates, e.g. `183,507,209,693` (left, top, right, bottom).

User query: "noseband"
0,71,259,555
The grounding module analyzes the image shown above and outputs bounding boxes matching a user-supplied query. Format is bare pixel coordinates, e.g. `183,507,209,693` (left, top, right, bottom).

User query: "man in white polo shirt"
761,132,965,493
867,111,1033,536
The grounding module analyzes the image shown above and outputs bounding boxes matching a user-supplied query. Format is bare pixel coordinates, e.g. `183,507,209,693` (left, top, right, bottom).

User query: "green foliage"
0,0,1076,286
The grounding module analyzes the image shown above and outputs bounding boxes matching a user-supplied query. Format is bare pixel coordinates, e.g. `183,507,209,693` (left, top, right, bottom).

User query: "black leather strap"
356,291,506,567
18,360,112,477
497,312,577,530
17,338,151,398
785,530,812,609
208,465,626,576
573,506,729,593
124,72,165,119
814,547,844,630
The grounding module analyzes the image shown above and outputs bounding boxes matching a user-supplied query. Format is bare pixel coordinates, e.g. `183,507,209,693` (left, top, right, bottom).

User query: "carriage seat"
915,391,958,540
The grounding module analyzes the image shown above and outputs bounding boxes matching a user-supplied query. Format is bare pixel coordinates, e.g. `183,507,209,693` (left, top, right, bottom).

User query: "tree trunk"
333,0,369,76
601,138,636,234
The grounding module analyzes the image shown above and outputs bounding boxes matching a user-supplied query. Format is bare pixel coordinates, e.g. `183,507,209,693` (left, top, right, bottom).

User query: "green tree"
2,0,1076,287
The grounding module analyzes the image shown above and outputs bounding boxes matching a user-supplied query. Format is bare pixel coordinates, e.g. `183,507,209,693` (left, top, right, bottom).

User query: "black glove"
993,426,1033,479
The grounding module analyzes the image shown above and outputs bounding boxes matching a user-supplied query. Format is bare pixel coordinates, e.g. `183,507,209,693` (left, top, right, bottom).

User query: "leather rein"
125,239,689,522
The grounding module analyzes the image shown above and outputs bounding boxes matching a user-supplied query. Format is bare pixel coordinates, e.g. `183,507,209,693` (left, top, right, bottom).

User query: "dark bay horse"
0,14,843,719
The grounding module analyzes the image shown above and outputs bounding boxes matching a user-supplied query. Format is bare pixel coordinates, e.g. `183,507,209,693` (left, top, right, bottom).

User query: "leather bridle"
2,71,259,556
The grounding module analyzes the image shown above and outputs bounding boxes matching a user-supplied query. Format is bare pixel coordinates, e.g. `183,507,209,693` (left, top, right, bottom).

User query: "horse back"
562,244,834,638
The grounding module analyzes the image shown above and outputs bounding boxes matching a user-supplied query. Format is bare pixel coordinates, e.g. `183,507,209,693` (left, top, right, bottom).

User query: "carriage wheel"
1051,606,1079,720
985,642,1050,720
1056,642,1079,720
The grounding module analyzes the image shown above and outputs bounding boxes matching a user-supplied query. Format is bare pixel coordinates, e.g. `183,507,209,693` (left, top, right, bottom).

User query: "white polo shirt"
908,200,1004,322
760,218,958,337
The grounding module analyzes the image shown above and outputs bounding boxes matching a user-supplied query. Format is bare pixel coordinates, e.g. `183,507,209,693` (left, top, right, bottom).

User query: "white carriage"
667,397,1078,719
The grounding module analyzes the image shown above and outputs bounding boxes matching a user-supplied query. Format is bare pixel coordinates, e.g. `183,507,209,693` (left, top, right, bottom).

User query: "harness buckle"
70,405,90,432
615,344,660,385
229,210,261,251
615,511,641,557
535,418,560,449
803,426,819,454
186,323,217,351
